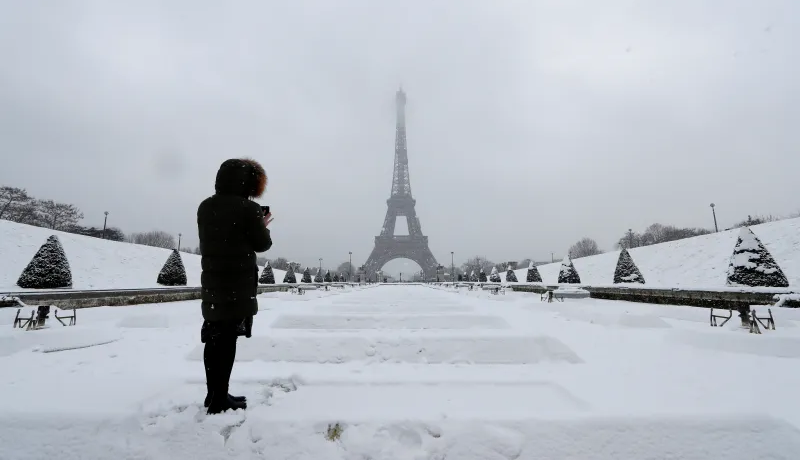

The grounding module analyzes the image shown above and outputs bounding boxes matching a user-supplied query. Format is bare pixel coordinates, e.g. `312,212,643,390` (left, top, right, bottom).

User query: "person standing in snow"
197,158,273,414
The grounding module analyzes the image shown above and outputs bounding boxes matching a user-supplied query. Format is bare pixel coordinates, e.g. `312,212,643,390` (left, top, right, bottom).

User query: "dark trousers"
201,320,242,400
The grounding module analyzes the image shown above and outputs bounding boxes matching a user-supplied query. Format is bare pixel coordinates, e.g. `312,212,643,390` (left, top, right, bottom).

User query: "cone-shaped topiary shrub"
526,260,542,283
259,262,275,284
479,268,487,282
470,270,477,282
333,273,340,282
489,266,501,282
613,249,645,284
506,267,518,282
324,270,332,282
157,249,187,286
314,269,323,283
727,227,789,287
557,255,581,284
17,235,73,289
283,266,297,283
301,267,312,283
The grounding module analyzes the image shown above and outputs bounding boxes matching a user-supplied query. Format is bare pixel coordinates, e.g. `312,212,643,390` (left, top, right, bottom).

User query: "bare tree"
38,200,84,231
461,256,494,278
270,257,291,270
337,261,354,277
0,186,30,220
128,230,176,249
616,224,711,249
569,238,603,258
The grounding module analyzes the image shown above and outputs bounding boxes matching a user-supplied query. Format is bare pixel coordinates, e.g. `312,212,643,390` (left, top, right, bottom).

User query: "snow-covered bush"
283,266,297,284
726,227,789,287
557,255,581,284
333,273,341,282
489,267,501,282
613,249,645,284
505,267,518,283
157,249,187,286
301,267,312,283
16,235,73,289
478,268,487,282
526,261,542,283
313,269,323,283
470,271,477,282
259,262,275,284
324,270,332,282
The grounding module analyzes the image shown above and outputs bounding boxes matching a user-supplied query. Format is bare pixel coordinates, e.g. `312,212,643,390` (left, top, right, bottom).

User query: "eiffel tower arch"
364,88,439,280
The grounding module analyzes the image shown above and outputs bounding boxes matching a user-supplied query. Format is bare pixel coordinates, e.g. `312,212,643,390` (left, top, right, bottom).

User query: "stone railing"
507,284,795,310
0,285,296,309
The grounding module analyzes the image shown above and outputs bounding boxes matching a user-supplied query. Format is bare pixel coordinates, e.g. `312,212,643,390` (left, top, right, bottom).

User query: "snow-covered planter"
157,249,187,286
505,267,518,283
259,262,275,284
301,267,312,283
526,261,542,283
553,287,590,299
726,227,789,288
613,248,645,284
16,235,73,289
557,255,581,284
489,267,501,283
283,267,297,284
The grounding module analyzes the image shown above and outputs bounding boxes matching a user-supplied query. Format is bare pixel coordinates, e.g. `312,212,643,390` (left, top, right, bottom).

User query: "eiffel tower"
364,88,439,281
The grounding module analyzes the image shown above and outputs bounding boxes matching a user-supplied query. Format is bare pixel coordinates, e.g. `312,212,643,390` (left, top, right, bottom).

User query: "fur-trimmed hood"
214,158,266,198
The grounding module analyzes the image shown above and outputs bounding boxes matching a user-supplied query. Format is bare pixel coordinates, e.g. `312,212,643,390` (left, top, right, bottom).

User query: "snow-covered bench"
749,306,775,334
291,285,319,295
481,284,504,295
709,307,734,327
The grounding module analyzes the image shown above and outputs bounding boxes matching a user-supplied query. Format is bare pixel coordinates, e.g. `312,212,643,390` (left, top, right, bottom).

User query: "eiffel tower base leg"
364,237,438,282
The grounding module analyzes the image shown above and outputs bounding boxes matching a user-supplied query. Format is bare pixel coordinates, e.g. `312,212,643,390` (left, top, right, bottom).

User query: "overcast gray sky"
1,0,798,276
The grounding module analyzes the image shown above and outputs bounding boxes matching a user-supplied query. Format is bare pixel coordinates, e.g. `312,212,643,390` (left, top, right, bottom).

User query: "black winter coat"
198,159,272,322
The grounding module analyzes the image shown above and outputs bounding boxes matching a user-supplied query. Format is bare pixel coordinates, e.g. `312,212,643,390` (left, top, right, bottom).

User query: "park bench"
292,285,319,295
749,306,776,334
12,303,76,330
481,284,504,295
709,307,733,327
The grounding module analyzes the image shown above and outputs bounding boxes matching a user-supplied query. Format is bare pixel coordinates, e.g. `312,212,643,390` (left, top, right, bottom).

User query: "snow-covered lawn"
2,285,800,459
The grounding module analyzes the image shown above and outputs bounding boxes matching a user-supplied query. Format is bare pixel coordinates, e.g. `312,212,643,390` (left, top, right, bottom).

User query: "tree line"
1,185,184,250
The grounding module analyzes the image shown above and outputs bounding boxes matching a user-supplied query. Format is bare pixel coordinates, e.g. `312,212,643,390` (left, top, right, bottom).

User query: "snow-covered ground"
0,220,287,291
509,217,800,288
2,284,800,459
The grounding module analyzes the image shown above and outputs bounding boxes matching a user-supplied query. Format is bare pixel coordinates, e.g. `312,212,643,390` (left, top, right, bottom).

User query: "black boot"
204,393,246,408
206,392,247,414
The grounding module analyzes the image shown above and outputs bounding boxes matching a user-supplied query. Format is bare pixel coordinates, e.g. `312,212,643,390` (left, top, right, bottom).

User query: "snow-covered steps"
2,411,798,460
186,335,583,364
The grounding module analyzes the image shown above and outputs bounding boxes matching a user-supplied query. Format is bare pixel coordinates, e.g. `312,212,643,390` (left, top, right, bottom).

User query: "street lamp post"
710,203,719,232
451,252,455,282
319,258,323,278
102,211,109,239
178,233,182,251
349,252,352,282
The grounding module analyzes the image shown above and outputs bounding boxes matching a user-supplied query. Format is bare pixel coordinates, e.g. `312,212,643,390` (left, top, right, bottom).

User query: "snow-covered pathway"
2,284,800,459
